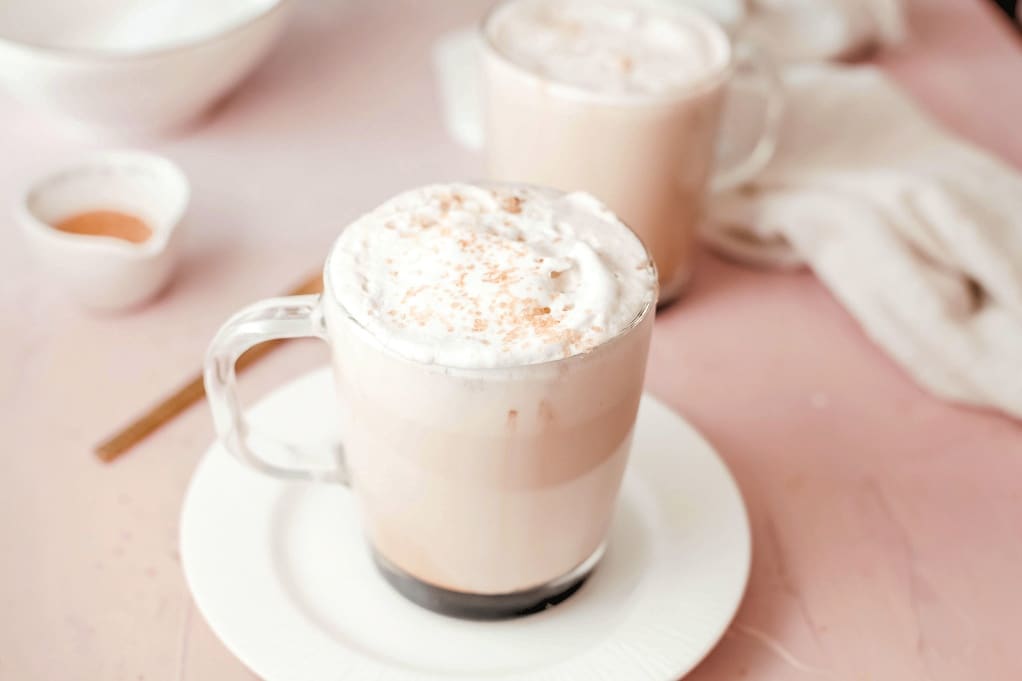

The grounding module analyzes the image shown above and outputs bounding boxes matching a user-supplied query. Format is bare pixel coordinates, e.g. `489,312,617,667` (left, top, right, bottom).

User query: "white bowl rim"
0,0,291,63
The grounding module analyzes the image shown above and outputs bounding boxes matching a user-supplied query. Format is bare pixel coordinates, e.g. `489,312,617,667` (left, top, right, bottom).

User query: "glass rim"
322,181,659,375
479,0,735,107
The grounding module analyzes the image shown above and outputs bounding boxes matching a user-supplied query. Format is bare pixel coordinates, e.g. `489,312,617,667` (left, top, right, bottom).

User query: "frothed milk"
486,0,729,96
330,184,653,367
483,0,733,302
325,183,656,596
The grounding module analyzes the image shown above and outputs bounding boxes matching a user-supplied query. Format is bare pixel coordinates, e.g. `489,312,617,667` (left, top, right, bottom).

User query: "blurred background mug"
479,0,784,304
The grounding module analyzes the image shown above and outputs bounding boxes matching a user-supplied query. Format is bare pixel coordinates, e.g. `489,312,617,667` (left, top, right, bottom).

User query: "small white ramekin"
16,150,190,312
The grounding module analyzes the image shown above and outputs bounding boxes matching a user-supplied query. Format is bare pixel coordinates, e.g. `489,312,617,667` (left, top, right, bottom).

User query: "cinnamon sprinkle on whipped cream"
328,183,656,368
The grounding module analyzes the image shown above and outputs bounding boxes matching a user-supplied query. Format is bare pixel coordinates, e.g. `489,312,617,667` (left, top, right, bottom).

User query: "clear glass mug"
479,0,784,304
204,187,657,619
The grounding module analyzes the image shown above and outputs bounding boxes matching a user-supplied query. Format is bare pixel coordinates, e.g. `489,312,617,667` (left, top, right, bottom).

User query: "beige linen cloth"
743,0,905,62
705,64,1022,418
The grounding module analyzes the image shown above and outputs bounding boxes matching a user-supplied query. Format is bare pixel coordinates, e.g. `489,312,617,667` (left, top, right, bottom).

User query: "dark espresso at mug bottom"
372,545,605,620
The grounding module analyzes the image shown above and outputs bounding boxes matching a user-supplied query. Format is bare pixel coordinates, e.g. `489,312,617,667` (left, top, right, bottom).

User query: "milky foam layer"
328,184,657,369
486,0,730,96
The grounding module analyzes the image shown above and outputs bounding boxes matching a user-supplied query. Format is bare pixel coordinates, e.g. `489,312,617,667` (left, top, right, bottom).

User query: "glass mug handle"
710,40,785,193
204,294,347,485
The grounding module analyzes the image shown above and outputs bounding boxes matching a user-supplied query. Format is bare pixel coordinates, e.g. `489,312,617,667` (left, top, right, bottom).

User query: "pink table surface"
2,1,1021,679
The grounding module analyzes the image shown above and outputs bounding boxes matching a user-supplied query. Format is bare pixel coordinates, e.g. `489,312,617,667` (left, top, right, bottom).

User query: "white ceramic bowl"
17,151,190,311
0,0,292,134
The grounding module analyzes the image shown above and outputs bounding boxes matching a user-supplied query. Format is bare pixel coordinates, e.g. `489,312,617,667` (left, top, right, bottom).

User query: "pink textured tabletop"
3,1,1021,679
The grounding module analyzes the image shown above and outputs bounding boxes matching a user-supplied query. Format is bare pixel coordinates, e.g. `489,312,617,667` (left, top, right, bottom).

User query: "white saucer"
181,368,750,681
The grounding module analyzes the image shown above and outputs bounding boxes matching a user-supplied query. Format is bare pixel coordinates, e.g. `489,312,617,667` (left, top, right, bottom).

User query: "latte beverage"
206,182,656,618
328,184,655,610
483,0,734,302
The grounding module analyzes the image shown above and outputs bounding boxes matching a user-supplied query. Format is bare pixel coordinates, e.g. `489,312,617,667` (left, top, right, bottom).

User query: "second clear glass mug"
478,0,784,304
204,201,657,619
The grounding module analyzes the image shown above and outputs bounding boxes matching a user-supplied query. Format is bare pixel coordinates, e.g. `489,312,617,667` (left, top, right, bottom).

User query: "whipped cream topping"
486,0,730,97
328,183,656,368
